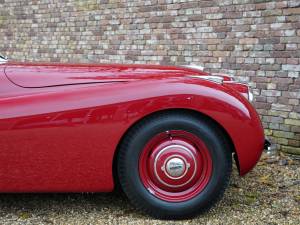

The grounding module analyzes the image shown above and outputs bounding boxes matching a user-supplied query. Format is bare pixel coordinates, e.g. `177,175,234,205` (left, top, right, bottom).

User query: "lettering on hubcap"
165,157,185,177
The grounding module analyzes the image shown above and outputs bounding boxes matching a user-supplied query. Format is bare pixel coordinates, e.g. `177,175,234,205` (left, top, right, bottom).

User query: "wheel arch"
112,108,239,189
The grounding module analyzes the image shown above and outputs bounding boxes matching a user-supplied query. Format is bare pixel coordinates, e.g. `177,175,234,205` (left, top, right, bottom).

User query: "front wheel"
117,112,232,219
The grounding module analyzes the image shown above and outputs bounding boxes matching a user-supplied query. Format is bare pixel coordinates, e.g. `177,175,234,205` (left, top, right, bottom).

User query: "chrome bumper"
264,139,276,152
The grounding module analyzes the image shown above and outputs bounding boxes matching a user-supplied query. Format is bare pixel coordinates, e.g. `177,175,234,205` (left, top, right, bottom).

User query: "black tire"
117,112,232,219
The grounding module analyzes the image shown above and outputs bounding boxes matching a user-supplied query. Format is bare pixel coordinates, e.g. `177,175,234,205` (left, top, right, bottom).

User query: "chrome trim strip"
182,64,204,71
212,73,235,79
0,55,8,64
224,80,253,102
248,88,254,102
223,80,246,85
188,75,224,84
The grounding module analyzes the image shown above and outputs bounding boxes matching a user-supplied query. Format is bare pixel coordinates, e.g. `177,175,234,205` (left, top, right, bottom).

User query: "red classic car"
0,56,270,219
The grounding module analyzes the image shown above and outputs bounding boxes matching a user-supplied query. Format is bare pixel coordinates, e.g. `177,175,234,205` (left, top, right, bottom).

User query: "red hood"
1,61,251,104
3,62,211,88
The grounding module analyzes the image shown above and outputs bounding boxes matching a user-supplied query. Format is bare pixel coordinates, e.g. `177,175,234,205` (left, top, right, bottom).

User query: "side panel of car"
0,76,264,192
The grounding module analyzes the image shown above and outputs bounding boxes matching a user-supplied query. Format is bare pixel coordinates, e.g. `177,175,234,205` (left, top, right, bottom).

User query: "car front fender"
124,78,265,176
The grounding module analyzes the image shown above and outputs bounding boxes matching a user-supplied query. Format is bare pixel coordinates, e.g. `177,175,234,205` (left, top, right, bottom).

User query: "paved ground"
0,152,299,225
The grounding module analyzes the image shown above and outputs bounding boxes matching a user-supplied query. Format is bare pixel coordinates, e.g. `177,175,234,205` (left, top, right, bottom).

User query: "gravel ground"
0,152,299,225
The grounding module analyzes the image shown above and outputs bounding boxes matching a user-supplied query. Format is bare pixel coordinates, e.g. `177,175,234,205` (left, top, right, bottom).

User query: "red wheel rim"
139,130,213,202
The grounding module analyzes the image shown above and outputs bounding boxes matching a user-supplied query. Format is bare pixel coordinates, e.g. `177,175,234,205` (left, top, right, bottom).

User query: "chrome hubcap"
152,144,198,188
165,157,186,178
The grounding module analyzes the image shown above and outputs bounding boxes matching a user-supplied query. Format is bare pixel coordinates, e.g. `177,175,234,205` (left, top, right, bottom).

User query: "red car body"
0,61,265,193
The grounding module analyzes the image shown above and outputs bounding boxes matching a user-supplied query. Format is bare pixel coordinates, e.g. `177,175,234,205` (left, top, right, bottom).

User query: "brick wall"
0,0,299,154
